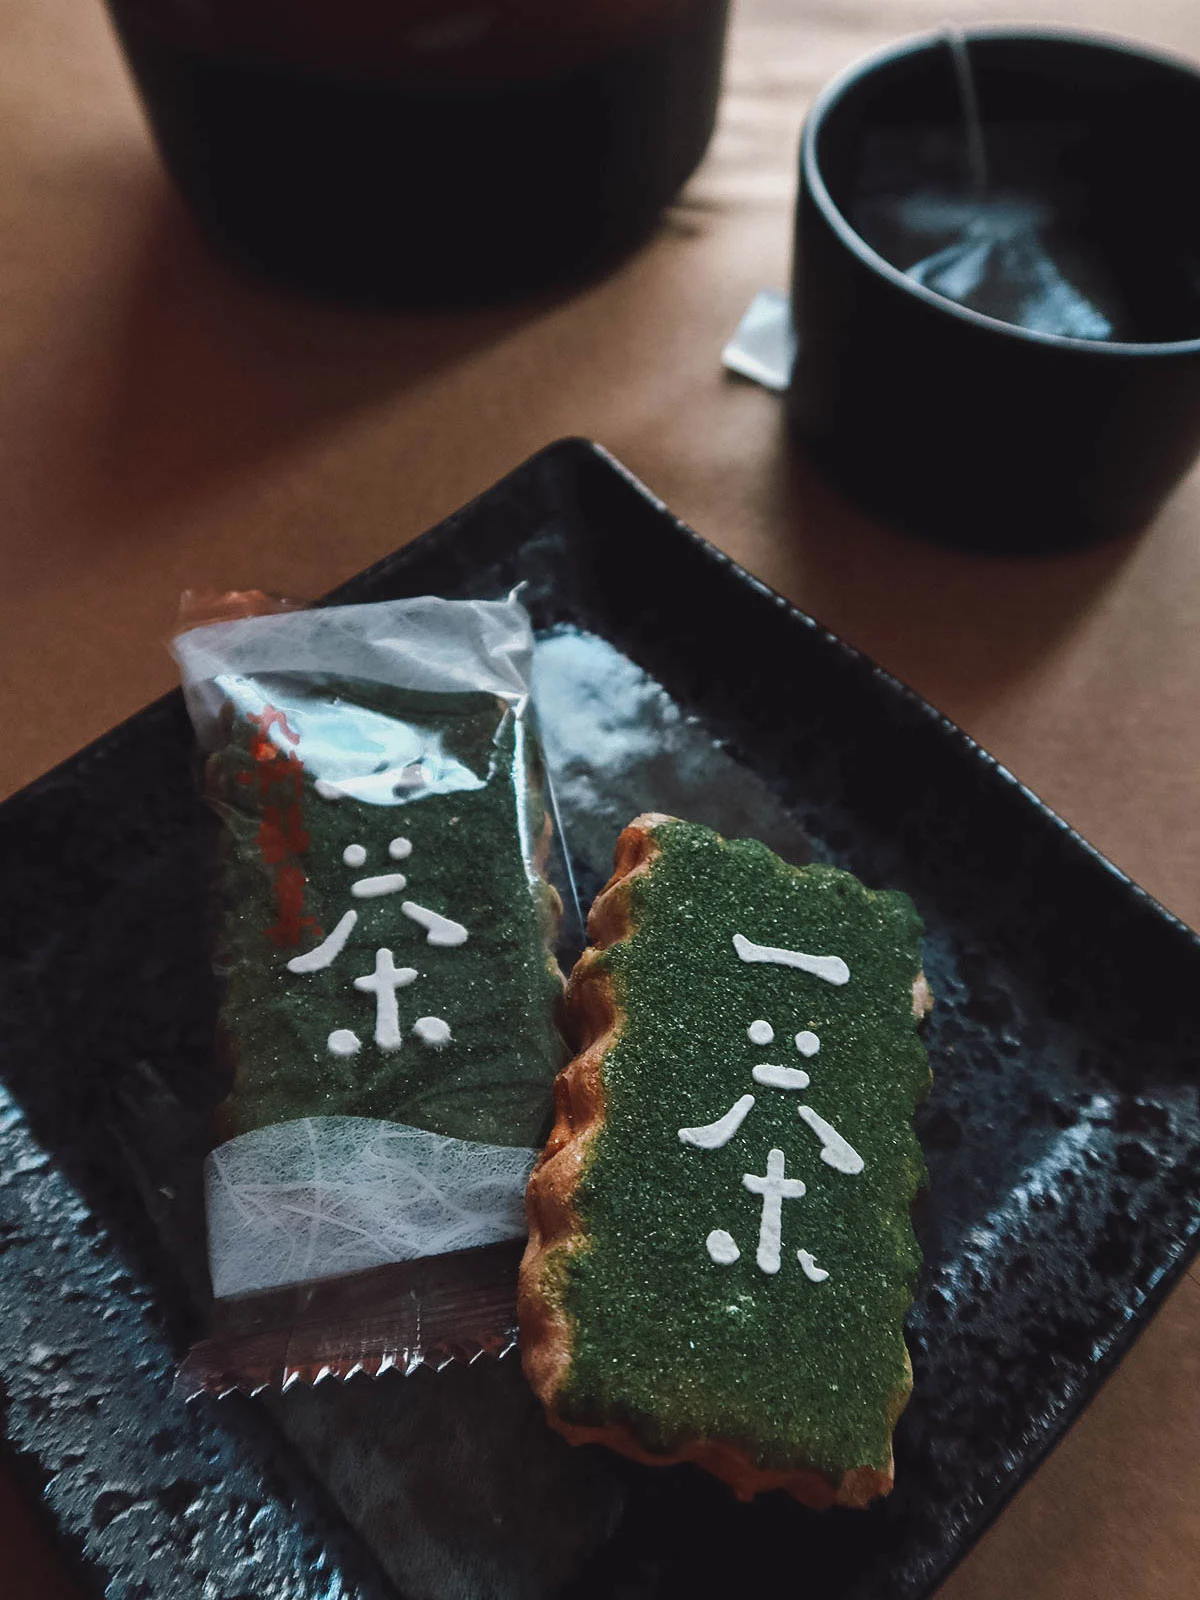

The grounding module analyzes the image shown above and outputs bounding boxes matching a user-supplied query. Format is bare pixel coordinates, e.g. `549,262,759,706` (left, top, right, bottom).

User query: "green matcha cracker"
173,595,565,1315
521,813,931,1506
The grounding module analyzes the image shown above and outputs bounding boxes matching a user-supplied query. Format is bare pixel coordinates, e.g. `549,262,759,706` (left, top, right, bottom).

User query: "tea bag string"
943,23,988,200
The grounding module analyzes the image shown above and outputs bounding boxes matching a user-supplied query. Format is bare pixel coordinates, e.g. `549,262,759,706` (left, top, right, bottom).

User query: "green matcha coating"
554,820,929,1477
210,678,561,1149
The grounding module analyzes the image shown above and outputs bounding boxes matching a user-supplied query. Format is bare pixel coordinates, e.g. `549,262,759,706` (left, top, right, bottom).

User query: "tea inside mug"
842,34,1200,343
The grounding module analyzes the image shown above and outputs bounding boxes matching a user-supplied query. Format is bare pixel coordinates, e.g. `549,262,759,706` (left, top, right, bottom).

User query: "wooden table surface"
3,1,1199,1596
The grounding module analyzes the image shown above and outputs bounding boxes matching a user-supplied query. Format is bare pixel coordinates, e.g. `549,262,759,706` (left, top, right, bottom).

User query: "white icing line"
797,1249,829,1282
678,1094,755,1150
401,901,469,946
351,872,408,899
286,909,358,973
797,1106,864,1175
733,932,849,986
314,779,344,800
327,1029,361,1057
795,1030,821,1057
353,949,418,1051
747,1019,774,1046
413,1016,452,1047
388,837,413,860
706,1229,740,1266
751,1063,811,1091
742,1148,806,1274
342,843,367,868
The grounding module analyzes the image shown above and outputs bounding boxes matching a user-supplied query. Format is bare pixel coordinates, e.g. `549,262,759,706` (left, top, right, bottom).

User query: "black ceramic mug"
106,0,729,307
788,28,1200,553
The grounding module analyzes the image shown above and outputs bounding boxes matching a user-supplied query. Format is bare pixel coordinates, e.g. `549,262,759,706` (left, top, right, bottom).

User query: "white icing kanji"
797,1106,864,1175
678,1094,755,1150
287,909,358,974
401,901,469,946
413,1016,452,1047
285,834,469,1058
681,938,866,1278
351,872,409,899
743,1149,806,1274
706,1229,740,1265
797,1249,829,1282
751,1063,810,1090
733,932,849,986
353,949,418,1051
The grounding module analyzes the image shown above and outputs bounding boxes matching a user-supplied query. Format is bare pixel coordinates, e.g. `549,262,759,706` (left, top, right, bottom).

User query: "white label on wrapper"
205,1116,537,1299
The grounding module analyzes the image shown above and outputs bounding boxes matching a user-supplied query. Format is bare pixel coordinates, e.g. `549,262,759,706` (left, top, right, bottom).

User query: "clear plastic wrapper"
172,591,572,1394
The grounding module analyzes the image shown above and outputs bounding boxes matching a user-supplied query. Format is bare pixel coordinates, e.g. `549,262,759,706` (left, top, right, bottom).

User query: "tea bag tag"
721,289,796,392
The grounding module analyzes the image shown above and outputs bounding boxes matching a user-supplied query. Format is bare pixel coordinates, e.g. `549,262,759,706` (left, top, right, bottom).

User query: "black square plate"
2,439,1199,1600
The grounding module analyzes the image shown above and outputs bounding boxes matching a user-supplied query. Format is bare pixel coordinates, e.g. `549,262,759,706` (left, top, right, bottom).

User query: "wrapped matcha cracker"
173,592,569,1394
